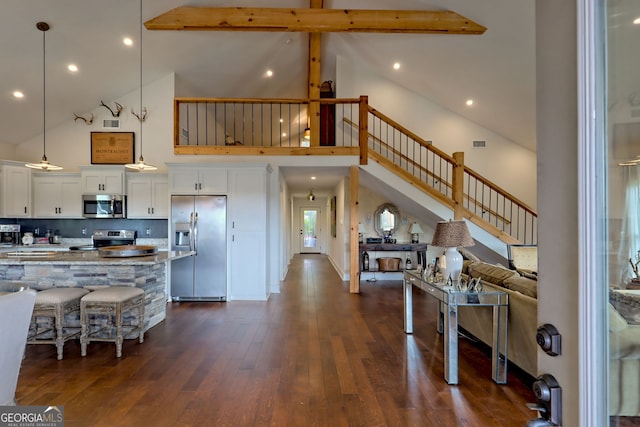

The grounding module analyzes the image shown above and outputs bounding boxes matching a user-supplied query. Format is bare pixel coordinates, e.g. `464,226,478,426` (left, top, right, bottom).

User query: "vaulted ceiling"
0,0,536,155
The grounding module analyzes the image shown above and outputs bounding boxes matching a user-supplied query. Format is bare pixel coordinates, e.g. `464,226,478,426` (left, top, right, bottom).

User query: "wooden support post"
452,151,465,220
308,0,322,147
349,165,360,293
359,96,368,165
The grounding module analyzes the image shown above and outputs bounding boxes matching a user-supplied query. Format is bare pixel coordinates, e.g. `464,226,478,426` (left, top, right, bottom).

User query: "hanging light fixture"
26,22,62,171
126,0,157,171
307,189,316,201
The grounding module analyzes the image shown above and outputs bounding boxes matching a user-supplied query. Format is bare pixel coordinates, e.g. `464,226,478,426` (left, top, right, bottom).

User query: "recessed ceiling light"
279,118,284,123
266,70,273,77
634,17,640,25
311,176,317,180
13,91,24,99
123,37,133,46
466,99,474,106
393,62,401,70
67,64,78,73
282,132,287,137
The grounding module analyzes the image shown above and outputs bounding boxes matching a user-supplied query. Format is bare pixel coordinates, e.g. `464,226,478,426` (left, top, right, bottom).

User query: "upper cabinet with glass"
374,203,400,237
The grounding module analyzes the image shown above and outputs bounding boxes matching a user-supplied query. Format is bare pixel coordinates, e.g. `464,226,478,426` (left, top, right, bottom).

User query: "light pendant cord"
139,0,143,155
42,24,46,160
127,0,156,170
26,22,62,170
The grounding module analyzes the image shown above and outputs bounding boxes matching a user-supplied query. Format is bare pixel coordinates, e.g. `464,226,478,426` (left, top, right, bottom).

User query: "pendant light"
307,189,315,201
126,0,157,171
26,22,63,171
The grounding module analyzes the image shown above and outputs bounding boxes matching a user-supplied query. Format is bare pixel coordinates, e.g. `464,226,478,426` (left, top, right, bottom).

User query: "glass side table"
403,270,509,384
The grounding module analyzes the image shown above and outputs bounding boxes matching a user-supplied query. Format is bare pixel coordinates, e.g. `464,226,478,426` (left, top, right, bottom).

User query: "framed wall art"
331,196,337,238
90,131,134,165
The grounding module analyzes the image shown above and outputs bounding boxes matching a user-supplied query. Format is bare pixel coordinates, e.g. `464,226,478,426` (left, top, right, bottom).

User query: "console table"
359,243,427,273
403,270,509,384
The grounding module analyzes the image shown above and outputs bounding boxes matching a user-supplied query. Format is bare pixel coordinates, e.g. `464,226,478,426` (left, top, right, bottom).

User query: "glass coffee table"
403,270,509,384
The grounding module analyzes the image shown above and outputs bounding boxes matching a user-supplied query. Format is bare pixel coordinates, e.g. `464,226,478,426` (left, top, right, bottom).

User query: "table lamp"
430,220,475,283
358,223,366,244
408,222,423,243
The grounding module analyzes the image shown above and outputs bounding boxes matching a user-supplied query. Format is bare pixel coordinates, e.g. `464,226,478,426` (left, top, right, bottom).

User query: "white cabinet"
126,174,168,218
228,168,267,300
80,166,125,194
0,162,31,218
169,167,227,194
32,173,82,218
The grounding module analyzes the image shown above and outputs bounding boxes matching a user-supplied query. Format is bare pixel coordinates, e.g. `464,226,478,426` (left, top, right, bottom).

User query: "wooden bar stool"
27,287,90,360
80,287,145,358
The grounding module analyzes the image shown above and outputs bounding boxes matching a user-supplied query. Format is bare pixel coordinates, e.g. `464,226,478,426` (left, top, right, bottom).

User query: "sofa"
457,257,538,377
457,246,640,416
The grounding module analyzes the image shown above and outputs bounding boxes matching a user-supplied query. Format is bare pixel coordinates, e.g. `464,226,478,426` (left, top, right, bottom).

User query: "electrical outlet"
81,228,87,236
145,228,151,236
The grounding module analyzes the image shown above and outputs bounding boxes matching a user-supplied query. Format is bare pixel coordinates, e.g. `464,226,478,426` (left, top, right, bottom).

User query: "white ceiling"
1,0,536,193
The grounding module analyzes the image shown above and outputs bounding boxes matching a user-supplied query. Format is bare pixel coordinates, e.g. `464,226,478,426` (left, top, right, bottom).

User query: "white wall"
336,56,537,209
15,73,176,172
279,173,291,282
332,177,349,279
0,143,16,160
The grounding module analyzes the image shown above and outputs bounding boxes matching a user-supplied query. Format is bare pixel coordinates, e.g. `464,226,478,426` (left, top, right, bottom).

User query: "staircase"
354,105,537,247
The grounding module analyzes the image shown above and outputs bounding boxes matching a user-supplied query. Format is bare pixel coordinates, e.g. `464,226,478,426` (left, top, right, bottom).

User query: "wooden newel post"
359,96,368,165
452,152,465,219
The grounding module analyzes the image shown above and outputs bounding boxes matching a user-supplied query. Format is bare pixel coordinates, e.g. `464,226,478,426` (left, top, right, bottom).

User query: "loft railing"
173,97,366,159
174,96,537,245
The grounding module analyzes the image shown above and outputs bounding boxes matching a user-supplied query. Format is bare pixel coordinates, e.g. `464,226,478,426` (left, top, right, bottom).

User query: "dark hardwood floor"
17,254,538,426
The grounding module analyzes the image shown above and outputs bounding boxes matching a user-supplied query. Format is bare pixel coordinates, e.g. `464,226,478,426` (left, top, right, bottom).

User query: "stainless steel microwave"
82,194,126,218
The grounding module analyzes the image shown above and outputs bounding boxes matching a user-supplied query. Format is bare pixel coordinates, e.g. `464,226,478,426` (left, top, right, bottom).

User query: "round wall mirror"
374,203,400,237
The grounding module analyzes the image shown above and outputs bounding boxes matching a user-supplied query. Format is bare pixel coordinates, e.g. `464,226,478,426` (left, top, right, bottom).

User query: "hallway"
16,254,535,426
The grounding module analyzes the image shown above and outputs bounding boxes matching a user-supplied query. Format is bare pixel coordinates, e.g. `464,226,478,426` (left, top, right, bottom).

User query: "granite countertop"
0,250,194,265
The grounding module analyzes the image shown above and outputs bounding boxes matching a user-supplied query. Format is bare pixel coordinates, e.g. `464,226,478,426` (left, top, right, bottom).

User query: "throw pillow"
468,262,519,286
503,276,538,298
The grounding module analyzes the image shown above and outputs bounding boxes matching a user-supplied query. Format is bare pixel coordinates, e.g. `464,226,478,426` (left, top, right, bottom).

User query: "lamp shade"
408,222,423,234
430,220,474,248
431,220,474,284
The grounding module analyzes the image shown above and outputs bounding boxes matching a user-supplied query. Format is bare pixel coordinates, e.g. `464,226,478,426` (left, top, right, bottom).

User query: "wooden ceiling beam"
145,7,486,35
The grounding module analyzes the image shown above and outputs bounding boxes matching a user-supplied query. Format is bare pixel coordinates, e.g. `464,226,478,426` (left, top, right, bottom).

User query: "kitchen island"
0,250,193,330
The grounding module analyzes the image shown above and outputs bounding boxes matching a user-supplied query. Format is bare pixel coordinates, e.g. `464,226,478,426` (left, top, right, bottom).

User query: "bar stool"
80,287,145,358
27,287,90,360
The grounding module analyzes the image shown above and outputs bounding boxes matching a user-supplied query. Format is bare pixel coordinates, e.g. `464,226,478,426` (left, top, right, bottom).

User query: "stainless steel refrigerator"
170,195,227,301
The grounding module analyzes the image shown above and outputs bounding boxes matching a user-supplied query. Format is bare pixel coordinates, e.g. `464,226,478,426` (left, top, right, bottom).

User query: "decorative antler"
100,100,124,117
73,113,94,125
131,107,147,122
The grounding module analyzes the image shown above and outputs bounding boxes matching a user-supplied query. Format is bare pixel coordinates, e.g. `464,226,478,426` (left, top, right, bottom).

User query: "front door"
301,208,321,253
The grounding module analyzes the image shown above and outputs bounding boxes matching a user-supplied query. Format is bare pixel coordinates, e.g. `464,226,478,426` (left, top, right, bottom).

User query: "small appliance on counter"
21,232,33,245
69,229,136,251
0,224,20,245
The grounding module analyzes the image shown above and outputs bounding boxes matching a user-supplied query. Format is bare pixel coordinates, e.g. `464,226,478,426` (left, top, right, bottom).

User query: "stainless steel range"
69,229,136,251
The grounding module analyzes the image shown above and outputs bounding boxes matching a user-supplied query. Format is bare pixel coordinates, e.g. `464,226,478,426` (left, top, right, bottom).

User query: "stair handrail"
361,105,538,245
